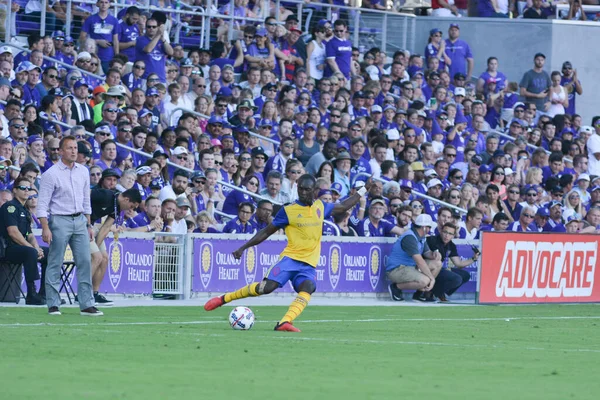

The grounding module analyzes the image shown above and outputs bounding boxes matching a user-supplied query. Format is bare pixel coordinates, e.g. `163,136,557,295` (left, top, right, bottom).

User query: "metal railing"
36,115,280,205
555,4,600,19
170,108,281,146
3,43,105,81
353,172,468,214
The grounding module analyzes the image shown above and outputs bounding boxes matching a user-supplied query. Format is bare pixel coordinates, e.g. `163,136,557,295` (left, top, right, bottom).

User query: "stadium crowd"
0,1,599,305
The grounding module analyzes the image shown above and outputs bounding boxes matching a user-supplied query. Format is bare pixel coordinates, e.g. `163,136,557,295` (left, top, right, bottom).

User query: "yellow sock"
280,291,311,324
224,283,259,303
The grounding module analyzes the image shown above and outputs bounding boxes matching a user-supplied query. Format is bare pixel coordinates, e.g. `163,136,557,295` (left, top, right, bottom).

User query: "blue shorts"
265,256,316,291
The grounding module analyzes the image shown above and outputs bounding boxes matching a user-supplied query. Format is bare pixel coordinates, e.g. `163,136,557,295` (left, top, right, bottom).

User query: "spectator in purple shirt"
135,17,174,82
560,61,583,116
80,0,120,73
325,20,353,80
444,24,474,82
355,198,404,237
118,7,141,63
222,202,257,234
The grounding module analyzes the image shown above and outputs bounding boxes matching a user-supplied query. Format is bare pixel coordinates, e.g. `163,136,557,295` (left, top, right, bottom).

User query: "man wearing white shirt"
369,143,388,179
586,122,600,176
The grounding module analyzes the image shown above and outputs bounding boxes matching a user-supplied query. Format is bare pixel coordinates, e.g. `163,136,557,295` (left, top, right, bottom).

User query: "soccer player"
204,174,373,332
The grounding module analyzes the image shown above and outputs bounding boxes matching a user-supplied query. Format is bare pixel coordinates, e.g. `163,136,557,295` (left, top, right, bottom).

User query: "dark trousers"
3,245,48,291
433,268,471,298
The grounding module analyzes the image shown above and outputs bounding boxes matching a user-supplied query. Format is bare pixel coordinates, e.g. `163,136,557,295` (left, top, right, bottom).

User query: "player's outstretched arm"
232,224,279,259
331,177,374,216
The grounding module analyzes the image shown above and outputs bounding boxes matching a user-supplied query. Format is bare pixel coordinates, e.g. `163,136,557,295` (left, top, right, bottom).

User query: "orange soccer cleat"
203,295,225,311
274,322,301,332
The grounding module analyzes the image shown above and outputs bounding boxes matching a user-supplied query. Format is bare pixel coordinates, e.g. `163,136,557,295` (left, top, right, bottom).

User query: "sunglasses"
452,175,463,180
509,190,520,195
331,114,341,118
134,65,145,70
523,213,534,218
247,181,258,186
120,128,132,133
28,194,38,200
527,193,537,197
16,185,33,191
240,157,251,162
215,161,223,165
147,25,158,29
196,84,206,88
98,132,112,137
412,204,423,209
445,153,457,158
11,124,25,129
334,29,345,33
47,74,58,79
176,155,187,160
105,108,119,113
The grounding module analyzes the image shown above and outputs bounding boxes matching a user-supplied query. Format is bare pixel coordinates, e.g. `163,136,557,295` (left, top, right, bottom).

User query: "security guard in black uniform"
0,177,48,305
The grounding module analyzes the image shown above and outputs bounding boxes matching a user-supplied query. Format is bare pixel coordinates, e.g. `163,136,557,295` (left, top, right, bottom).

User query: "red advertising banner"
479,232,600,304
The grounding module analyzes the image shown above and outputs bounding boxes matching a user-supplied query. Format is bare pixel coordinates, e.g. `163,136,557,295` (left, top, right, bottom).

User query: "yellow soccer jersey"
272,199,335,267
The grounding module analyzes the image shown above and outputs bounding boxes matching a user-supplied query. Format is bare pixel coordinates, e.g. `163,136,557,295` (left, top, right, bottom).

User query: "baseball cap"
146,87,159,97
0,77,11,88
176,197,191,208
180,58,193,67
286,15,299,22
256,28,268,37
383,104,396,113
238,99,257,111
95,124,111,135
548,200,563,209
251,146,269,161
211,138,223,148
576,173,590,182
449,23,460,29
15,62,30,74
504,167,515,176
427,178,443,189
317,19,331,28
192,171,207,181
479,164,493,173
591,185,600,192
534,52,546,59
486,77,497,84
414,214,433,228
424,169,438,178
105,85,126,97
430,28,442,36
566,214,581,224
208,115,225,125
536,208,550,217
218,86,233,97
77,51,92,61
0,157,12,166
410,162,425,171
471,155,483,166
0,46,12,55
318,189,332,198
330,182,342,195
52,30,65,39
289,27,302,35
386,129,401,141
100,168,121,180
295,105,308,114
74,79,89,89
563,61,573,69
454,87,466,97
353,180,366,189
136,166,152,175
493,150,505,158
304,122,317,131
399,179,413,189
27,135,43,146
370,198,386,208
153,149,168,158
138,108,153,118
371,105,382,113
580,126,594,135
172,146,189,156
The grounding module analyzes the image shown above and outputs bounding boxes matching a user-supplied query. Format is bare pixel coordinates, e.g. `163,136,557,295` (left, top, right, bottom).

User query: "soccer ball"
229,306,255,330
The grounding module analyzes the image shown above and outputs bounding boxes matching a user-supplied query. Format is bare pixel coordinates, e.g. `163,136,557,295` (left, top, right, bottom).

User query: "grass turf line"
1,305,599,400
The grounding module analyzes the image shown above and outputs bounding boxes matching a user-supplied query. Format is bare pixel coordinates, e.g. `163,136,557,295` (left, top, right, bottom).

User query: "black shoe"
388,283,404,301
25,293,46,306
80,307,104,316
48,306,61,315
412,290,425,301
94,292,114,306
423,292,436,302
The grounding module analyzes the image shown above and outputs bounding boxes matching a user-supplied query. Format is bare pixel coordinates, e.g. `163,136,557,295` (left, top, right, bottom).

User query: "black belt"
61,213,82,217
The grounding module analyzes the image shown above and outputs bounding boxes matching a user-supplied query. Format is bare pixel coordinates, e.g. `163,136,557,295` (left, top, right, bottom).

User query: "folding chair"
58,246,76,305
0,261,25,304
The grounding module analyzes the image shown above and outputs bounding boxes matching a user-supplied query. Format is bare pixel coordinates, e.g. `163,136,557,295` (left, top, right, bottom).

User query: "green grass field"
1,304,599,400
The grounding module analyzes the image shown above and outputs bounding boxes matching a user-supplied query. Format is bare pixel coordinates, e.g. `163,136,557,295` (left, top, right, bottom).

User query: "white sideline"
1,315,600,328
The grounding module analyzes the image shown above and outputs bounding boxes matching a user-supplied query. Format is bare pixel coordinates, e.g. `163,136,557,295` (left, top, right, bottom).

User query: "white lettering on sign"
218,267,239,281
127,267,150,282
343,255,367,267
216,252,241,265
346,269,365,282
260,253,280,266
316,269,324,281
125,252,153,267
495,241,597,298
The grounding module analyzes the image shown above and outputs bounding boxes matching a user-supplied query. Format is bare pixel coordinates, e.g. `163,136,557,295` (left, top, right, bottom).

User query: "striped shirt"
37,160,92,218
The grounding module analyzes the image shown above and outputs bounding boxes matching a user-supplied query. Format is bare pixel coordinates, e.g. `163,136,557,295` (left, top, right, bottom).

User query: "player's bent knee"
258,279,279,295
296,280,316,294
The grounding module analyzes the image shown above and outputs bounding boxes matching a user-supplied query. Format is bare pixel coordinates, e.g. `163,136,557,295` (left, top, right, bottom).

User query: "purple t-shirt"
136,35,168,82
325,36,352,79
479,71,507,92
82,14,119,62
560,76,579,115
444,39,473,80
118,20,140,62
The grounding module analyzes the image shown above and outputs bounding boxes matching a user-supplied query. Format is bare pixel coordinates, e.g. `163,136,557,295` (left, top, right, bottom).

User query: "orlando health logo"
244,246,257,285
329,244,341,290
368,246,381,290
199,242,213,289
108,239,123,291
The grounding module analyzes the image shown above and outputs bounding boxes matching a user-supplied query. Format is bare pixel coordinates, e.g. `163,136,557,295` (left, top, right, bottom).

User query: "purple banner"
192,238,479,293
28,236,154,294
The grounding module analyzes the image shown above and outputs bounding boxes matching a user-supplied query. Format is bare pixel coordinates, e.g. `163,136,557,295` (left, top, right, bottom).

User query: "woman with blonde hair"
459,183,477,210
525,167,543,186
563,189,585,219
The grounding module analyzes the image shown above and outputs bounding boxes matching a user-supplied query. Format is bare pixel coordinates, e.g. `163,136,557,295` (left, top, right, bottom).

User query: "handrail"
4,43,105,81
170,107,281,146
36,114,281,205
214,209,235,221
353,172,468,214
281,0,418,18
491,129,573,164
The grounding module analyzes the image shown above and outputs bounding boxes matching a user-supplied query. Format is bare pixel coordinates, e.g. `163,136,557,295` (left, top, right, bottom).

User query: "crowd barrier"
479,231,600,304
10,233,478,298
